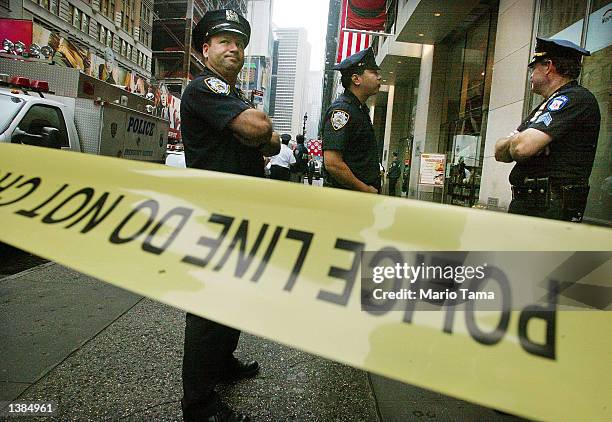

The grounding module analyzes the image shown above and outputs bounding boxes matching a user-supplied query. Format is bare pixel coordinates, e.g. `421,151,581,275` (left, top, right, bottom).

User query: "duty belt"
511,177,590,219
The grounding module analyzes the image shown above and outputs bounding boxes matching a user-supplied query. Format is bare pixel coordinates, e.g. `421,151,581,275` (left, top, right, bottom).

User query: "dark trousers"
182,313,240,420
270,165,290,181
307,171,314,185
388,177,399,196
292,171,305,183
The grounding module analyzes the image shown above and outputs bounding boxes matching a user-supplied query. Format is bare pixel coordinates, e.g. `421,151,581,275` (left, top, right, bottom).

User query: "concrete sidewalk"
0,263,525,421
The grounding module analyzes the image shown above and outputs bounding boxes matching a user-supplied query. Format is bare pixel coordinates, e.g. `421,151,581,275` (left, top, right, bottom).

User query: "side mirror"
12,127,61,149
11,127,39,145
41,127,62,148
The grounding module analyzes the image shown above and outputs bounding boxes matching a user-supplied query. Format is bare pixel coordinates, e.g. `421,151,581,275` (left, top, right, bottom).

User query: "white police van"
0,57,168,163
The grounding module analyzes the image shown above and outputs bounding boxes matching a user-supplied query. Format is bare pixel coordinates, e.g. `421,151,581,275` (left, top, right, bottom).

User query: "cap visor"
208,28,249,43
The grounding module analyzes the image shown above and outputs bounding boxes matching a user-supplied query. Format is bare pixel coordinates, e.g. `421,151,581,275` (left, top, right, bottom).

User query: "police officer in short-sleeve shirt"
495,37,601,222
180,9,280,422
323,47,382,193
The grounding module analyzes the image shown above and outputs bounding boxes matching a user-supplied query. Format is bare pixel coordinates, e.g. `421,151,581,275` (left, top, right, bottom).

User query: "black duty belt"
511,177,590,215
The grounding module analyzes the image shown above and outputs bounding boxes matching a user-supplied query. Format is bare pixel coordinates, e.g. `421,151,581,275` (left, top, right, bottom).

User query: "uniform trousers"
182,313,240,418
270,165,290,181
388,178,399,196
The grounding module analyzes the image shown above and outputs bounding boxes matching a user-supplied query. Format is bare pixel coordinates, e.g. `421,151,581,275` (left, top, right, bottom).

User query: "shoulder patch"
204,77,230,95
331,110,350,130
547,95,569,111
535,111,553,126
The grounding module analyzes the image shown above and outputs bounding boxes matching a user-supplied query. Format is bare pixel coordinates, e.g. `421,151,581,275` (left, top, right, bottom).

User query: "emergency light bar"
1,38,54,59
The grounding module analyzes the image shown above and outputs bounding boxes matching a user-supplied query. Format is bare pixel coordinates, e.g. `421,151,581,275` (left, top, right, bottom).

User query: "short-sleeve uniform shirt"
181,67,264,178
322,90,380,189
509,81,600,186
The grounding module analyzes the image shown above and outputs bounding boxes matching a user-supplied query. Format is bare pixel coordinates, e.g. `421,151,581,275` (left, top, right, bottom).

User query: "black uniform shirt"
181,67,264,177
509,81,600,186
322,90,380,189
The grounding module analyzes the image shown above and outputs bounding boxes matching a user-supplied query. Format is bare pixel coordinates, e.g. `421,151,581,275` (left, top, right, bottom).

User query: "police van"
0,57,168,163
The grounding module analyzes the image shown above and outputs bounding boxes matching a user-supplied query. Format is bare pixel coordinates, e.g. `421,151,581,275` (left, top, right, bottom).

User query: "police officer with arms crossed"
180,9,280,422
494,37,601,222
323,47,382,193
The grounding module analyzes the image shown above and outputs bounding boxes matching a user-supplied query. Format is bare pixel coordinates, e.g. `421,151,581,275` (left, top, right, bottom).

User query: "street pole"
303,112,308,136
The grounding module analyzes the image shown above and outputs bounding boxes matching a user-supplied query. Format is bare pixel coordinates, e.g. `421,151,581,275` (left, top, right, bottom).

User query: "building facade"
271,27,311,136
369,0,610,226
7,0,155,88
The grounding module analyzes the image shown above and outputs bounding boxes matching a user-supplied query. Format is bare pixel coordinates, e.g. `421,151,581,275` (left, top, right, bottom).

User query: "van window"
17,105,70,147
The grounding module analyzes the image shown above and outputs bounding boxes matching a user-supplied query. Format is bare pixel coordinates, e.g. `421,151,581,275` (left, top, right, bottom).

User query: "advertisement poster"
31,23,151,96
240,61,258,91
154,83,181,131
32,24,91,71
419,153,446,186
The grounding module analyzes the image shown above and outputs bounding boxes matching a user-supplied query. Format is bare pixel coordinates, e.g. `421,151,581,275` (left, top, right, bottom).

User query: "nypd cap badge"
226,9,240,23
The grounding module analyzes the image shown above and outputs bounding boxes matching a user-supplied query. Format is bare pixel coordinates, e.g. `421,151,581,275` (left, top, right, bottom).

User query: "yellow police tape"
1,143,611,421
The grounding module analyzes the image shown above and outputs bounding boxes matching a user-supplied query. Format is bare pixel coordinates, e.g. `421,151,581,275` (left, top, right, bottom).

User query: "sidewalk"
0,264,524,421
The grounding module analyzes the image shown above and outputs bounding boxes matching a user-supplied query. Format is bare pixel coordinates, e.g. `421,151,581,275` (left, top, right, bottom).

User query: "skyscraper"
271,27,311,136
305,70,323,139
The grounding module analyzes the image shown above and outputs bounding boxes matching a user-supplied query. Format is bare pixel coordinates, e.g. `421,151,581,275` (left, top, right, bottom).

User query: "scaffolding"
152,0,247,96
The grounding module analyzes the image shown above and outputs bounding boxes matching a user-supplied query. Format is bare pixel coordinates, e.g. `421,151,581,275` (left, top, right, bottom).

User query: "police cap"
528,37,590,67
193,9,251,49
333,47,380,74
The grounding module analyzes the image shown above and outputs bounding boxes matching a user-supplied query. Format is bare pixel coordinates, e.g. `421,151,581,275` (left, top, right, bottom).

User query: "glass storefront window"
582,0,611,224
537,0,587,43
438,10,496,208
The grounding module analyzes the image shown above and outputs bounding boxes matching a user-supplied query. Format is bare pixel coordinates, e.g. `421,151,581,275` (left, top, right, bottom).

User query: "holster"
560,184,590,222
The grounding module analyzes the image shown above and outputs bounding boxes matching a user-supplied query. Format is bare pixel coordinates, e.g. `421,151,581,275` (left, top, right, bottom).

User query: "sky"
272,0,330,71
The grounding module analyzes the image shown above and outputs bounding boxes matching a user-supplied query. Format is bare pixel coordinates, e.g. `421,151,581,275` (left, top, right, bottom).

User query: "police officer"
180,9,280,422
495,37,601,222
323,47,382,193
387,152,401,196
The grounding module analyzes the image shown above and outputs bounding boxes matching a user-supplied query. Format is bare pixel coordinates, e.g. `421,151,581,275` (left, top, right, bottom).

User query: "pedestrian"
180,9,280,422
494,37,600,222
387,152,401,196
292,134,309,183
322,47,381,193
269,133,296,180
307,157,315,185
